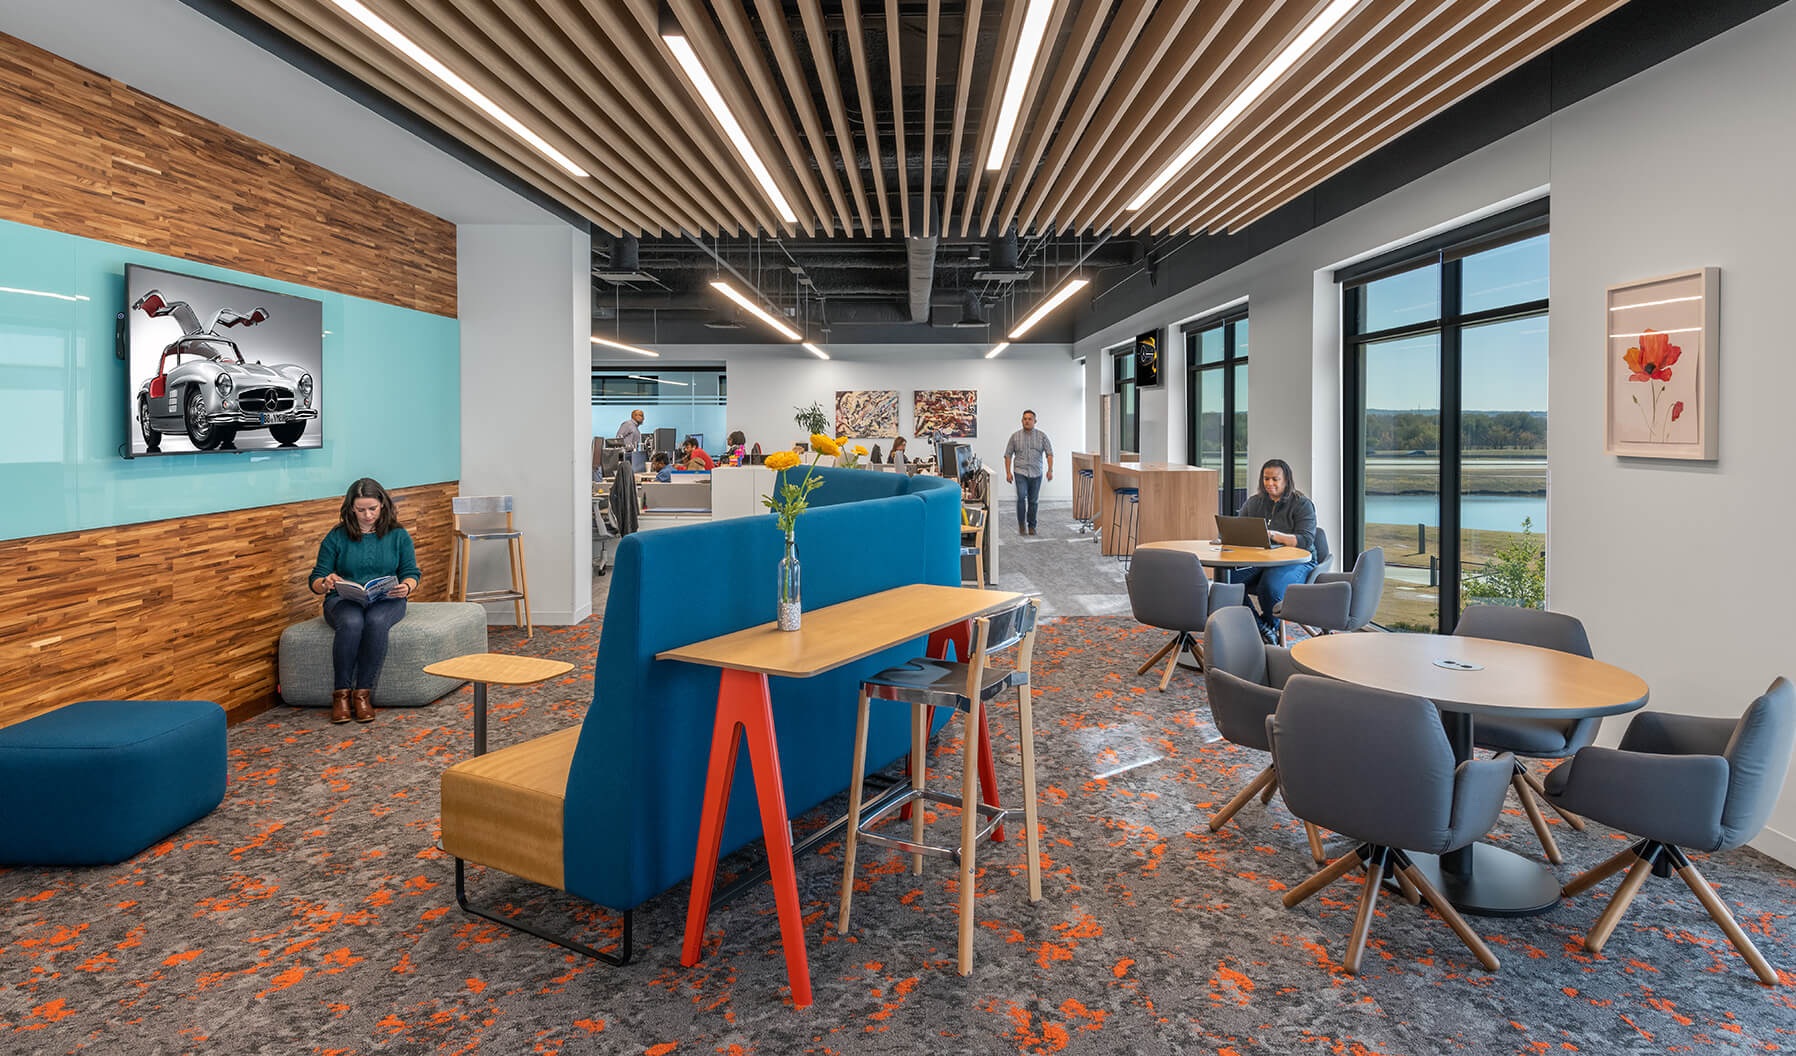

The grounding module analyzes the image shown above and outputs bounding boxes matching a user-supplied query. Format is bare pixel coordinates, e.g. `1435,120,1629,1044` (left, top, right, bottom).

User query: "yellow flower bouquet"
761,435,837,629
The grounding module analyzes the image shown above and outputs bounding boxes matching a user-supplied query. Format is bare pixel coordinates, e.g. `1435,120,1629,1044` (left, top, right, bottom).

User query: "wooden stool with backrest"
448,495,532,638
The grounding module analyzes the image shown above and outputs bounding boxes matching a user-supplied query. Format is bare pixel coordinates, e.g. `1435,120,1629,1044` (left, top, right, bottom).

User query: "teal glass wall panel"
0,217,458,541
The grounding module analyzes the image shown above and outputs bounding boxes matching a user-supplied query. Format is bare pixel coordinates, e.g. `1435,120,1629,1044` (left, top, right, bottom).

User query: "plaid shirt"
1004,427,1053,477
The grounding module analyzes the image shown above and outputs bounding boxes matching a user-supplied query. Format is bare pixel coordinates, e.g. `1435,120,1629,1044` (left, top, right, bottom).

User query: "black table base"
1405,844,1563,917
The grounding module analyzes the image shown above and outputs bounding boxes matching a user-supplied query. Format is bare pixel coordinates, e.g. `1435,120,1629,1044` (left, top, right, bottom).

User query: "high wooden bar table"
1095,462,1219,557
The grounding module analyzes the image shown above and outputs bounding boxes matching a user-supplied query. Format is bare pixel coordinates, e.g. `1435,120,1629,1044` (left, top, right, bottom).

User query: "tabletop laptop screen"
1215,514,1272,548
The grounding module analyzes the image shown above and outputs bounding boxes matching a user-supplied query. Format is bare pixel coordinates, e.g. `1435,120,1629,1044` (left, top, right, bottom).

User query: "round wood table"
1290,632,1649,916
423,653,574,756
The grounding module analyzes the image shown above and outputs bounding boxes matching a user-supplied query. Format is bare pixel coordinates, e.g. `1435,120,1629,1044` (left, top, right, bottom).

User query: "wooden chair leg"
1158,637,1183,691
1563,842,1646,897
448,534,460,602
1512,770,1563,865
1343,852,1386,976
1584,851,1654,954
1283,847,1364,909
1304,821,1327,866
1136,635,1178,676
1677,861,1779,985
956,694,982,976
1260,771,1278,805
515,536,532,638
1394,865,1421,905
837,689,872,935
1522,767,1587,831
910,701,927,876
1016,685,1042,904
456,537,471,603
1400,862,1499,971
1208,766,1277,832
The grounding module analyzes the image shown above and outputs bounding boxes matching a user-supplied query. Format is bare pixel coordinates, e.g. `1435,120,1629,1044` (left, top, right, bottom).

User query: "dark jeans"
1229,561,1317,633
1014,472,1043,530
322,595,408,691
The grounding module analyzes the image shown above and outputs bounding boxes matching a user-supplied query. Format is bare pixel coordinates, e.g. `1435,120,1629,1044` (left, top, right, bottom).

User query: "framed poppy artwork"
1604,268,1719,460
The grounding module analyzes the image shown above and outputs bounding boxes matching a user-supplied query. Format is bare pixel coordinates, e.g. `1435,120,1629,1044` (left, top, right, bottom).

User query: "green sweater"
310,525,421,596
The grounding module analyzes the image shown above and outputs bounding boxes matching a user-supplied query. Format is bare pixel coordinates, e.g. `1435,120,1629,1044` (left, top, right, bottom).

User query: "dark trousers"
1228,561,1316,634
322,595,408,691
1014,473,1043,530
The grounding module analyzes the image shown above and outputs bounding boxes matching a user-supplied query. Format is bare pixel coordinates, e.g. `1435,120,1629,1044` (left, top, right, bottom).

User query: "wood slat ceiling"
234,0,1629,239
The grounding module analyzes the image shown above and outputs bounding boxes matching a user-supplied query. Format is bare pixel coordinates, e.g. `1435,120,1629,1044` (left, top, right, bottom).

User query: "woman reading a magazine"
308,478,420,725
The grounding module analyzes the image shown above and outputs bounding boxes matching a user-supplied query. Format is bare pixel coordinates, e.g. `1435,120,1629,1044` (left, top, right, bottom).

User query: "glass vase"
777,529,802,631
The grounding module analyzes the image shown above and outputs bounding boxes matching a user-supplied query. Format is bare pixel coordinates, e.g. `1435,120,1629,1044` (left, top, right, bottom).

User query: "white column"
457,223,593,625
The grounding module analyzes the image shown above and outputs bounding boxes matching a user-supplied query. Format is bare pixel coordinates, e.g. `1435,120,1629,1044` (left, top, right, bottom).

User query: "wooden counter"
1070,452,1099,522
1096,462,1219,556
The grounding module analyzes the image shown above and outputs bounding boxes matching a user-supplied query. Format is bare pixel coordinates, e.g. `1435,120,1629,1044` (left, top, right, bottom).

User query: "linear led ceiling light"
983,0,1057,171
711,280,802,340
1008,278,1090,340
661,26,799,223
325,0,589,179
1126,0,1359,211
591,335,661,357
628,374,687,385
801,342,831,360
985,341,1011,359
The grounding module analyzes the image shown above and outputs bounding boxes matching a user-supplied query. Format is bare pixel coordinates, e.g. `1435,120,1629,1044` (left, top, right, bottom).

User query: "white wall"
459,224,593,625
1069,4,1796,864
615,343,1085,500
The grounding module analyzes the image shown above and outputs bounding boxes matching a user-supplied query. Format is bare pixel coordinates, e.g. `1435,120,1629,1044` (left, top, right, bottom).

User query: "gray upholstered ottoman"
278,602,488,707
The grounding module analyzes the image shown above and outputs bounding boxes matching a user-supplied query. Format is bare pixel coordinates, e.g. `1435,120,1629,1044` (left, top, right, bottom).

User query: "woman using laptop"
1233,458,1318,643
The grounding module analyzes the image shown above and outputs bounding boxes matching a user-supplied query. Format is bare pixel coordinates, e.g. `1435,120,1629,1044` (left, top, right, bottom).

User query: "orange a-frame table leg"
899,621,1006,841
680,668,812,1008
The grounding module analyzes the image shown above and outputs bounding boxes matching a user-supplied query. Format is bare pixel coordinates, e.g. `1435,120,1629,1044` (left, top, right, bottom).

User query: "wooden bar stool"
837,599,1043,976
448,495,532,638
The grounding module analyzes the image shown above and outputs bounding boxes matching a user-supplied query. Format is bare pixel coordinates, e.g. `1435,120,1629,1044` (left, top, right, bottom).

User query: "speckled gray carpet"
2,614,1793,1054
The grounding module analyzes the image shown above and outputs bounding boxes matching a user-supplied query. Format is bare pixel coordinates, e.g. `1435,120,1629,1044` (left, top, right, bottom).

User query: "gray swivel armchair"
1202,607,1327,864
1274,546,1384,641
1126,547,1246,691
1545,677,1794,984
1455,605,1599,865
1270,675,1513,976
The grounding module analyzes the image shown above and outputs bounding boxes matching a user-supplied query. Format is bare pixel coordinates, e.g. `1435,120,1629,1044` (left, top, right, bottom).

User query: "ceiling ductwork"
905,236,938,323
973,230,1030,282
596,234,653,284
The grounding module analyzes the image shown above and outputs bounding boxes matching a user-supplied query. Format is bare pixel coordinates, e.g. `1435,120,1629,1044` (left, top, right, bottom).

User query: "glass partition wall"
1185,308,1249,514
1341,206,1549,632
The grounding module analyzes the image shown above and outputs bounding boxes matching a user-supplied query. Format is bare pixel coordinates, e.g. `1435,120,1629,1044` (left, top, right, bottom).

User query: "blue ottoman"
0,700,226,866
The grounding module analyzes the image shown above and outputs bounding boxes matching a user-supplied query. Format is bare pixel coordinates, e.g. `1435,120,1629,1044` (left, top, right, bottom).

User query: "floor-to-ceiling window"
1341,203,1548,632
1112,347,1139,454
1185,307,1249,514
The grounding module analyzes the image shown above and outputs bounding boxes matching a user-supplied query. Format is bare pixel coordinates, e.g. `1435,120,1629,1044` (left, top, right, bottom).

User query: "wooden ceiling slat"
1219,0,1625,232
988,0,1114,238
752,0,856,236
935,0,984,239
241,0,638,232
886,0,910,237
655,0,812,234
1023,0,1205,235
360,0,686,232
424,0,717,234
975,0,1080,239
706,0,837,232
1071,0,1337,235
957,0,1027,237
797,0,874,236
921,0,940,234
840,0,892,237
1125,0,1449,235
577,0,776,234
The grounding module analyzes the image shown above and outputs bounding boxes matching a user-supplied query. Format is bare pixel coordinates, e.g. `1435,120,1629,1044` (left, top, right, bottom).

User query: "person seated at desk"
722,430,748,466
681,436,715,470
1230,458,1319,644
651,451,673,483
888,435,908,466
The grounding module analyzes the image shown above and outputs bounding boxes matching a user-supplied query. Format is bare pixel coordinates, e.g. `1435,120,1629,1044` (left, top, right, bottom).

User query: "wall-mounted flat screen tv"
125,264,324,457
1134,329,1161,388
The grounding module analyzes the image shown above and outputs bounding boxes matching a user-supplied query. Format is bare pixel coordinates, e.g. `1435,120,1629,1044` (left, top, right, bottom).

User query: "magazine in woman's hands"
334,575,398,605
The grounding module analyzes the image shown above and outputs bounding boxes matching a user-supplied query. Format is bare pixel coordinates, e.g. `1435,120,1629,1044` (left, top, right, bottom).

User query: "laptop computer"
1215,514,1273,548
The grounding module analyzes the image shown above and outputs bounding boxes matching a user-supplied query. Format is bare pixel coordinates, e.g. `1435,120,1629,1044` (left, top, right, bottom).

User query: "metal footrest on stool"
856,786,1014,862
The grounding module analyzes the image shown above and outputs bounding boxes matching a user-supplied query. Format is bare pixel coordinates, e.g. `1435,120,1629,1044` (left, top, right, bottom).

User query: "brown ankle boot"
352,689,374,723
330,689,352,724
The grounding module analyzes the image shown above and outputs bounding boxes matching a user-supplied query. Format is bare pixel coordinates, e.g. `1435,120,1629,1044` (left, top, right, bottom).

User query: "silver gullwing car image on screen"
133,289,317,452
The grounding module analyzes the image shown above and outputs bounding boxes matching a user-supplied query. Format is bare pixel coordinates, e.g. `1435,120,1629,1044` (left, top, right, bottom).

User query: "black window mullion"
1439,258,1464,634
1221,323,1237,511
1344,291,1366,564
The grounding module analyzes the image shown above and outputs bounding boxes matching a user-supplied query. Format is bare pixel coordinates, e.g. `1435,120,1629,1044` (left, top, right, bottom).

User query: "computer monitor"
937,441,970,480
653,426,676,456
687,432,705,451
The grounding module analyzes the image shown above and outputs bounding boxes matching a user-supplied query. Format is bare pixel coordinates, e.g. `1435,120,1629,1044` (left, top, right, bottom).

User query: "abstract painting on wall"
1604,268,1718,460
914,389,977,438
834,390,899,437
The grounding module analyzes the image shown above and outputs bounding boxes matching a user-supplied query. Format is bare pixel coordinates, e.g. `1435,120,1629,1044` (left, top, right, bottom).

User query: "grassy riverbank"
1360,521,1546,632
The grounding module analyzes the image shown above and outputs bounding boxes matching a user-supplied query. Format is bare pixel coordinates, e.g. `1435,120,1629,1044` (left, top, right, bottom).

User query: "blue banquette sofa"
440,467,963,961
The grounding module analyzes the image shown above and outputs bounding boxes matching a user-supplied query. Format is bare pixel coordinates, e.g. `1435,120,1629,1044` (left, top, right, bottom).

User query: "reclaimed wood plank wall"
0,482,459,728
0,32,458,317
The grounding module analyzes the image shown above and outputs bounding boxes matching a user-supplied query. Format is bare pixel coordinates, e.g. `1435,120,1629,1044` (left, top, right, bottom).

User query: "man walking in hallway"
616,409,645,473
1004,409,1054,536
